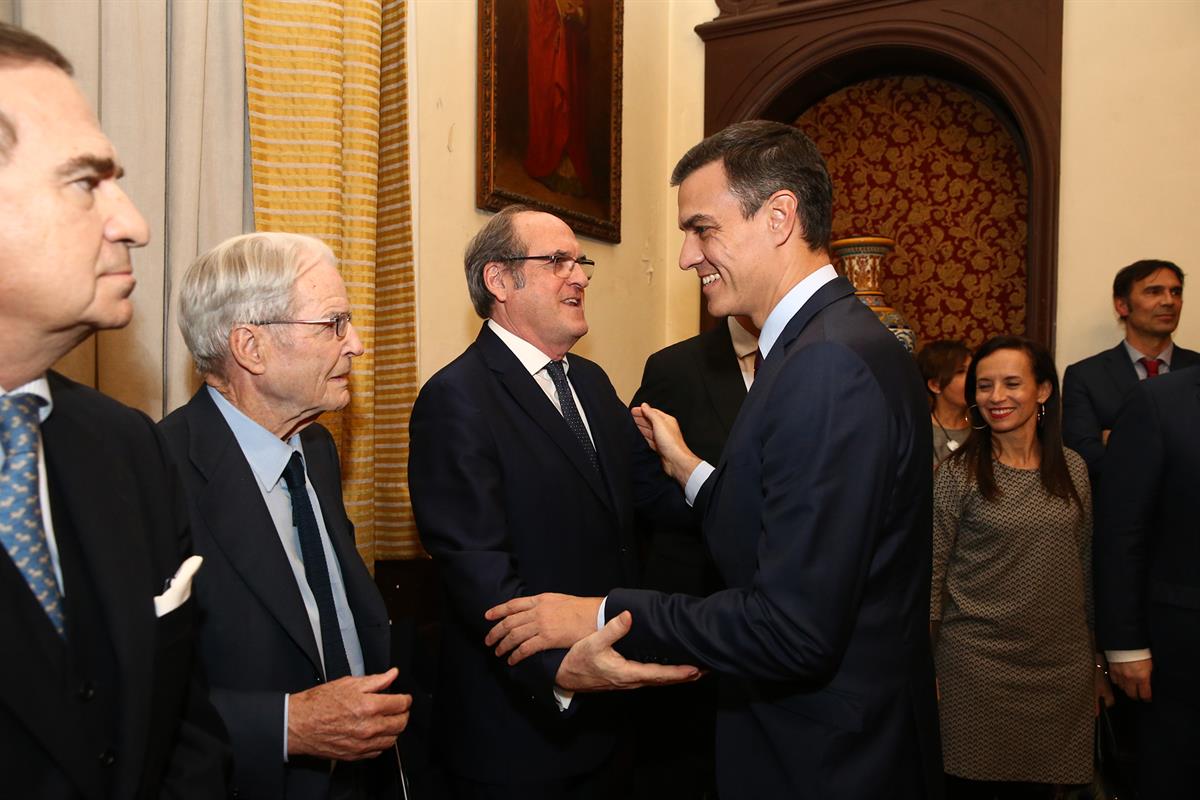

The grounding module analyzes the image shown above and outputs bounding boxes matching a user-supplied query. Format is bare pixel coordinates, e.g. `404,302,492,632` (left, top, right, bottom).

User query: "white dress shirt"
727,316,761,392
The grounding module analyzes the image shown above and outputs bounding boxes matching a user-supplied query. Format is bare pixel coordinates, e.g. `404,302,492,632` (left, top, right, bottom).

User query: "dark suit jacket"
0,372,229,800
631,320,745,595
408,324,688,785
606,278,943,800
1095,366,1200,682
1062,341,1200,478
160,387,396,799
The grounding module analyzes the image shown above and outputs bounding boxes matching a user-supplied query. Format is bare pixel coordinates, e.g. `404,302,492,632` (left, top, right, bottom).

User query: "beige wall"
1057,0,1200,369
410,0,714,401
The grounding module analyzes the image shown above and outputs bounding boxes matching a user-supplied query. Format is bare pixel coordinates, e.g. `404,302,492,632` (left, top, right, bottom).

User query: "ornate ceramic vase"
830,236,915,352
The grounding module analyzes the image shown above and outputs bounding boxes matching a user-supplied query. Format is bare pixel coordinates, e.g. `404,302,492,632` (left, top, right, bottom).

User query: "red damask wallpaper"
796,76,1028,348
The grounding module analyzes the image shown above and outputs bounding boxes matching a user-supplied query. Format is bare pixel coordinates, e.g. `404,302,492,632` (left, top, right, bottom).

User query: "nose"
567,262,590,289
344,320,366,358
678,233,704,272
103,183,150,248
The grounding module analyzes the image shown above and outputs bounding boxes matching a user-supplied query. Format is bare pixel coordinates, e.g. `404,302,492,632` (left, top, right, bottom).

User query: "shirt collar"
0,375,54,424
757,264,839,359
726,316,760,359
1123,338,1173,367
207,385,301,493
487,319,573,375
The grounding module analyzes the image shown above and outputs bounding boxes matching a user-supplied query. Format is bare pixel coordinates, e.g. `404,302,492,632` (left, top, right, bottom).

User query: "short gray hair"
178,232,335,377
464,205,534,318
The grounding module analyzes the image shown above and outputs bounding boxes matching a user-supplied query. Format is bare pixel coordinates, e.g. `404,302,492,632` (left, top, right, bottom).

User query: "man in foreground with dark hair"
485,121,943,799
0,22,229,797
1063,259,1196,479
1095,363,1200,797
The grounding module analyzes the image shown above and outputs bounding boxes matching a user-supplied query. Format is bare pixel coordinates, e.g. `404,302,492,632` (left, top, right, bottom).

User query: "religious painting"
477,0,623,242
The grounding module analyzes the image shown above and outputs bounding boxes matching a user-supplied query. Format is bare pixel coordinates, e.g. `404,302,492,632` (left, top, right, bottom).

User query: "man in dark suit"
1063,259,1195,479
160,232,411,798
487,122,942,799
407,206,698,799
1095,365,1200,797
0,24,229,798
627,316,756,799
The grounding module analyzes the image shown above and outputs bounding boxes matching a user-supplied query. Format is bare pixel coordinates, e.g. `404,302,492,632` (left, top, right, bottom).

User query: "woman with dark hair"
917,340,972,465
930,336,1113,798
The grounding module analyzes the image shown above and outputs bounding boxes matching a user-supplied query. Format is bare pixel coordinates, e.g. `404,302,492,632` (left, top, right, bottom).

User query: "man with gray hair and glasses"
408,205,698,798
0,22,229,797
160,231,411,799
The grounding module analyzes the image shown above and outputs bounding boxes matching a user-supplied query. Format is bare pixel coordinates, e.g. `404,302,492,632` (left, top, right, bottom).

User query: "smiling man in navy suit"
408,205,697,799
485,122,943,800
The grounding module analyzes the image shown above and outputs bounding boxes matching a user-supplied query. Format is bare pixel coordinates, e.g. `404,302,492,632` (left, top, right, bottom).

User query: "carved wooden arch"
694,0,1063,348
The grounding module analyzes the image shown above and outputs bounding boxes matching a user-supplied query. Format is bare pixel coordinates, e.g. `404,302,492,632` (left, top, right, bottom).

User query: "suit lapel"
701,322,748,436
1102,343,1139,400
302,431,389,671
476,326,613,509
36,378,157,797
183,390,323,675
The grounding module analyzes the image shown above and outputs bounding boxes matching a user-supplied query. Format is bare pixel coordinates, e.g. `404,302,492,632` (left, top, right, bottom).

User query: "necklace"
932,410,968,452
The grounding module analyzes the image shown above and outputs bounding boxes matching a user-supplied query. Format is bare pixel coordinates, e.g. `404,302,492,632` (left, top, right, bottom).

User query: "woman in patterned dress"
930,336,1114,798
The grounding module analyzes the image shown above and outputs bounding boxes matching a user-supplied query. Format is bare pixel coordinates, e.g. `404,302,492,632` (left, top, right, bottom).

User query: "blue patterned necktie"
544,360,600,473
0,393,66,637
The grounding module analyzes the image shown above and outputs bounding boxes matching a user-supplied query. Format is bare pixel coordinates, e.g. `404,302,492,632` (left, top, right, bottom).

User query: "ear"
483,262,510,305
1036,380,1053,405
228,324,268,376
764,189,799,245
1113,296,1130,320
926,377,942,395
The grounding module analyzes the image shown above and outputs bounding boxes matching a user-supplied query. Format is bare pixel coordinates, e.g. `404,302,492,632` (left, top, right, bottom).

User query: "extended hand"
287,668,412,761
632,403,701,485
484,593,601,665
555,611,703,692
1109,657,1152,702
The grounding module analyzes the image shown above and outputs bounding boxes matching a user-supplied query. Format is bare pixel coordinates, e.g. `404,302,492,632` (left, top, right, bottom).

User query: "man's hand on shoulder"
287,668,411,761
632,403,701,485
555,611,703,692
484,593,601,664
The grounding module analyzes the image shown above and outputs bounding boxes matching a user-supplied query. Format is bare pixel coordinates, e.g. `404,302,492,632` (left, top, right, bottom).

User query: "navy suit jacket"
631,320,745,595
1095,366,1200,688
408,324,688,784
160,387,396,799
0,372,229,800
606,278,943,799
1062,341,1200,479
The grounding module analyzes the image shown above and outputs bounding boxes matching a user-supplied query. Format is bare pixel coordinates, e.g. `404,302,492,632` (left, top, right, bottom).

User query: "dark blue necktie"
0,393,65,637
544,360,599,473
282,452,350,680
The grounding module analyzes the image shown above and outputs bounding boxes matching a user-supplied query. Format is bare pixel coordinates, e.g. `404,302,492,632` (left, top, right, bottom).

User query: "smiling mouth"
987,407,1015,419
563,297,582,307
701,274,720,287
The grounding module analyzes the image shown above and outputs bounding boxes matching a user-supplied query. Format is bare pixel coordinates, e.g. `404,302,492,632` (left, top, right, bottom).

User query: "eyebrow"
680,213,717,231
56,155,122,180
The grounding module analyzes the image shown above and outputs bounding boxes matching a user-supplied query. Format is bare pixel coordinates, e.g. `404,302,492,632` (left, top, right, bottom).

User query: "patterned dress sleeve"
1066,448,1095,630
931,456,965,622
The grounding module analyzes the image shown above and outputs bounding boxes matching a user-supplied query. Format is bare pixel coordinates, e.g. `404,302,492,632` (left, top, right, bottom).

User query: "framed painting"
477,0,623,243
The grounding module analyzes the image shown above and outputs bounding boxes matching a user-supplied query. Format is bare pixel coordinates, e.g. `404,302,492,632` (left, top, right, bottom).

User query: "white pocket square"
154,555,203,618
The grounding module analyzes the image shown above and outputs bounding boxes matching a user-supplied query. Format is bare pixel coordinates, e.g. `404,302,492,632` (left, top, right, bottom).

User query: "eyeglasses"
254,311,353,338
499,254,595,279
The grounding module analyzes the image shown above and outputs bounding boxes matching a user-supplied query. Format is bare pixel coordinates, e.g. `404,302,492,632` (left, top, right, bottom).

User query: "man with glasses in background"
408,205,698,799
160,232,411,799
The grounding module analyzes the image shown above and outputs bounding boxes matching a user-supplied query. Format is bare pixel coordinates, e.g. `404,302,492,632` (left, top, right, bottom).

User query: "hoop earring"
968,404,988,431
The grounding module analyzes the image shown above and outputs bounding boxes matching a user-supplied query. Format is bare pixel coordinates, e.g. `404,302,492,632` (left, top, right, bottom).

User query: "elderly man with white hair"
160,232,410,800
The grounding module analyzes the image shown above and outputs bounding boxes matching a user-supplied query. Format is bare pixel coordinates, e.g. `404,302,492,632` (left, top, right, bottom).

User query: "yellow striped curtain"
243,0,419,565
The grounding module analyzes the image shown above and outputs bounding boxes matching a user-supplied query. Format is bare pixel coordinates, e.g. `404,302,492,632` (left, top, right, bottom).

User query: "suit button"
98,749,116,767
77,681,96,701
